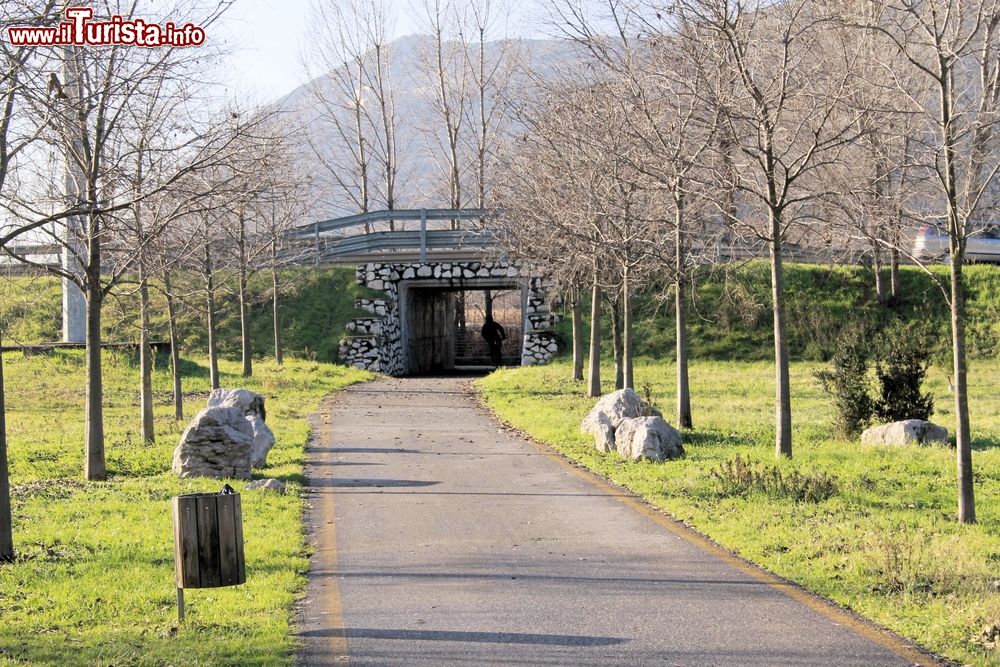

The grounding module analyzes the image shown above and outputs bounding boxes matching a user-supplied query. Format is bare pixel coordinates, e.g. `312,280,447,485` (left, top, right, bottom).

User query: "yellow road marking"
485,404,940,667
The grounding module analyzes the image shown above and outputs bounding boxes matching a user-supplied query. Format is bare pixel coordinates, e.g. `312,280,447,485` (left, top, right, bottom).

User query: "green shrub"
708,454,838,503
873,322,935,423
815,329,875,437
817,322,936,434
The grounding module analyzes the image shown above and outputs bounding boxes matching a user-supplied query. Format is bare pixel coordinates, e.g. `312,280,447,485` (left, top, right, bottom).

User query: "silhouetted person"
481,315,507,368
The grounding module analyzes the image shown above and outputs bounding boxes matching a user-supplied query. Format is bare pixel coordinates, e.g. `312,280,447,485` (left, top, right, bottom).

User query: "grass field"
0,267,373,363
0,349,371,666
477,359,1000,666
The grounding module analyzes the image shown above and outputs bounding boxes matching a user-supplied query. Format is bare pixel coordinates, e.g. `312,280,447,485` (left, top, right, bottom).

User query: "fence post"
420,208,428,263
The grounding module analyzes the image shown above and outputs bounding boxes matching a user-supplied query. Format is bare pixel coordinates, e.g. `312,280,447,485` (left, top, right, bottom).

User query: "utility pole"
61,46,85,343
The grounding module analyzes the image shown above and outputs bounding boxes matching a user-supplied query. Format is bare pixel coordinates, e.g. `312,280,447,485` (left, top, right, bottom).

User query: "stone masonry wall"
338,261,558,374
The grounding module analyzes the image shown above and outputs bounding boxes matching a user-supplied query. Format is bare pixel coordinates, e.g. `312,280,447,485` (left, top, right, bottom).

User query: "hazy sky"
214,0,548,102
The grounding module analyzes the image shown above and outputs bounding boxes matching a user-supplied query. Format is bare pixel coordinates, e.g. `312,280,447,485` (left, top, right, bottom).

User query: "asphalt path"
297,376,934,667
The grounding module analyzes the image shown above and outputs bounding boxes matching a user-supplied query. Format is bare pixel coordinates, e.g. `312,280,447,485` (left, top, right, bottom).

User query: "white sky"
213,0,549,102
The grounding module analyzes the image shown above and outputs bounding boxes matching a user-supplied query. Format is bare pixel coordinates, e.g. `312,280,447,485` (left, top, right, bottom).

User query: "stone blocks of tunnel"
338,261,559,375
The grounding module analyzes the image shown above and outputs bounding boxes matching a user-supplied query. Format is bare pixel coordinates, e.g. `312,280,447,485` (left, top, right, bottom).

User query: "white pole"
61,47,85,343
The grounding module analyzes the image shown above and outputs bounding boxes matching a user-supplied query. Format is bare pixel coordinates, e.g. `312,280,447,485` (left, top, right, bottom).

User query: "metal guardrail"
316,229,495,262
288,208,495,262
6,243,61,255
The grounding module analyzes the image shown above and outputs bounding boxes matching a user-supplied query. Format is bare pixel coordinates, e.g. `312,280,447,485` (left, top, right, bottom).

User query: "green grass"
0,349,372,665
0,266,374,363
477,360,1000,666
550,261,1000,362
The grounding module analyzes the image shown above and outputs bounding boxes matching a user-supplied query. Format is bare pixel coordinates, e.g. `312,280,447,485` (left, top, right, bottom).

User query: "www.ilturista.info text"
6,7,206,48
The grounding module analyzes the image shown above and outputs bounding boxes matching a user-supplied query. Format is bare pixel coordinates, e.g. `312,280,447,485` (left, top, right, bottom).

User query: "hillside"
2,262,999,368
0,267,372,363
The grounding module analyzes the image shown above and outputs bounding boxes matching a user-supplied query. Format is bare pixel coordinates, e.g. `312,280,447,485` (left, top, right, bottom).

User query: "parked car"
912,222,1000,263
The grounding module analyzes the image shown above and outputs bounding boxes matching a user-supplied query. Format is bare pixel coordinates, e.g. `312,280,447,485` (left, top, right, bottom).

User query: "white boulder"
172,406,254,479
615,416,684,462
861,419,949,447
208,388,276,468
581,388,660,433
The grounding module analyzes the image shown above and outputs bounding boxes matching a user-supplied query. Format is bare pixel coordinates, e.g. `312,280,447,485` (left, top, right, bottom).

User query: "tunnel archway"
339,261,558,375
399,281,524,375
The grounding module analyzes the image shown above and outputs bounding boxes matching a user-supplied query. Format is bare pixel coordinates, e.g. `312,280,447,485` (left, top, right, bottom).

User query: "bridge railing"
287,208,495,263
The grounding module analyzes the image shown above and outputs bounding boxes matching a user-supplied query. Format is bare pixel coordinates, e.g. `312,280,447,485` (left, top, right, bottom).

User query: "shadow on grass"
971,435,1000,451
681,429,771,451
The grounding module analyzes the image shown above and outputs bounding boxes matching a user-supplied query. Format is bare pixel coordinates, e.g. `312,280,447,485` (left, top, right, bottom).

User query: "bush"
815,329,875,437
817,322,936,436
873,322,935,423
708,454,838,503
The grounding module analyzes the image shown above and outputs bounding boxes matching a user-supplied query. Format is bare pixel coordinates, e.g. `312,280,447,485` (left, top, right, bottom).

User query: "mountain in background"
271,34,580,224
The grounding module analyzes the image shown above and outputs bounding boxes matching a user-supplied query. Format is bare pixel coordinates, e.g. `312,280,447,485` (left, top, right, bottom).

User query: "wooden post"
177,587,185,623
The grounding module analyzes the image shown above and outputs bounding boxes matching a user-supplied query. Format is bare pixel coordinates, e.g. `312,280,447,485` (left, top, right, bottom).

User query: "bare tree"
824,1,918,303
0,0,60,563
857,0,1000,524
420,0,472,213
464,0,518,210
557,0,718,423
494,79,612,392
305,0,400,223
261,172,313,366
673,0,862,457
3,1,235,480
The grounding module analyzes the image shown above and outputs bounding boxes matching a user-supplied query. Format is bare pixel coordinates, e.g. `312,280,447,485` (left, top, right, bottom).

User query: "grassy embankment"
0,266,370,361
0,266,374,664
479,263,1000,667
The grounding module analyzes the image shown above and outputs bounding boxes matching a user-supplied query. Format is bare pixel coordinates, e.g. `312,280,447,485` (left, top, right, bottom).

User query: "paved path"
297,377,932,667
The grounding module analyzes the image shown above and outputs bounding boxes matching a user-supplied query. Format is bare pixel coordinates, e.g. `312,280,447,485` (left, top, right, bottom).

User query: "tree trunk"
890,245,901,301
587,279,602,398
84,273,106,480
239,266,252,378
950,256,975,523
940,65,975,523
675,212,692,429
873,247,886,304
138,264,154,444
571,287,583,382
0,338,13,563
622,275,634,391
272,264,283,366
205,258,220,391
610,299,624,391
770,212,793,458
164,273,183,421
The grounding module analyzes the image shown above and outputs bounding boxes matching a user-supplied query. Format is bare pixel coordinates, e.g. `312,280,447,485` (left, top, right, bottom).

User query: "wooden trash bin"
172,491,246,620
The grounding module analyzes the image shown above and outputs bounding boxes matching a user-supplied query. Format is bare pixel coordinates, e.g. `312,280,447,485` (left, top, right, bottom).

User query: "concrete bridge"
287,209,560,375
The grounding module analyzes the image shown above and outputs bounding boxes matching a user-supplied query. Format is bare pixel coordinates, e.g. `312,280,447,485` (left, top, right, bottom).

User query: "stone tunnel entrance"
402,285,523,375
339,261,559,376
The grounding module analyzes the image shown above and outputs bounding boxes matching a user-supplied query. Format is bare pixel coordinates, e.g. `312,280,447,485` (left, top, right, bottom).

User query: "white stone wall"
337,335,381,371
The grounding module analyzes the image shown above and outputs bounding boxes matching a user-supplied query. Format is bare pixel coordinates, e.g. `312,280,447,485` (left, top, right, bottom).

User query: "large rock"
592,412,616,453
208,388,275,468
615,416,684,462
581,388,661,451
208,388,266,420
172,406,254,479
860,419,949,447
